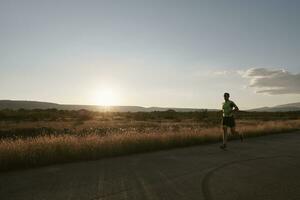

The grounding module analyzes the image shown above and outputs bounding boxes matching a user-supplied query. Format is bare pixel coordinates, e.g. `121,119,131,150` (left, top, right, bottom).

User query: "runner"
220,92,243,150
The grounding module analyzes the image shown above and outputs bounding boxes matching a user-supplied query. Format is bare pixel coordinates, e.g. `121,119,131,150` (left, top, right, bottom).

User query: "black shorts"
222,116,235,127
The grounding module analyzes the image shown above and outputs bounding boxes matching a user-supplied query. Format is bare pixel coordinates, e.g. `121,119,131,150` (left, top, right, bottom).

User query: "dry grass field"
0,109,300,171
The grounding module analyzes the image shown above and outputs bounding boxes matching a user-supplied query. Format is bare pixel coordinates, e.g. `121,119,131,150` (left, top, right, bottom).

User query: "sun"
93,88,119,106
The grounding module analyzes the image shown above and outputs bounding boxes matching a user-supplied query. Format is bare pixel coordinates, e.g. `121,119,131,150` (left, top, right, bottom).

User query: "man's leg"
230,126,238,135
221,126,228,149
230,127,244,142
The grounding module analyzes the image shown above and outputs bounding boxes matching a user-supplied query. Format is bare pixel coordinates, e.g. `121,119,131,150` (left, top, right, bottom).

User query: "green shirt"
222,100,236,117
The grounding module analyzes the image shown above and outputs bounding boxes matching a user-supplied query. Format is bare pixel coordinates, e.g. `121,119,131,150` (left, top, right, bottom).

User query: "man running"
220,92,243,150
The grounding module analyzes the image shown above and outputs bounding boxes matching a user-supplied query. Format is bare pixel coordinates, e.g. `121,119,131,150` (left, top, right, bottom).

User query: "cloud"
243,68,300,95
197,69,239,77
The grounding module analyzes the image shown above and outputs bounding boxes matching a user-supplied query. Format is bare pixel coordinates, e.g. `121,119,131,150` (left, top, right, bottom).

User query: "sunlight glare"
93,88,119,106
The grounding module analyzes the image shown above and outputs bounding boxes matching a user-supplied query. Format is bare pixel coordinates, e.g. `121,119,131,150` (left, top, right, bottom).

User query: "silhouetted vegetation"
1,109,299,122
0,109,99,121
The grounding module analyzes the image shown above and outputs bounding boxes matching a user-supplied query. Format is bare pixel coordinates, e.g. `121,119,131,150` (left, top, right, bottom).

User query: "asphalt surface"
1,132,300,200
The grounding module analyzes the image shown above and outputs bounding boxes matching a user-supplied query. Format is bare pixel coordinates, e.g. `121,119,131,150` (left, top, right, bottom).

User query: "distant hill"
0,100,209,112
2,100,299,112
0,100,61,110
249,102,300,112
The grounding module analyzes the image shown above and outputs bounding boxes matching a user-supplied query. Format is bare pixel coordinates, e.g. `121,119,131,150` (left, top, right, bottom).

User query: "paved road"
1,132,300,200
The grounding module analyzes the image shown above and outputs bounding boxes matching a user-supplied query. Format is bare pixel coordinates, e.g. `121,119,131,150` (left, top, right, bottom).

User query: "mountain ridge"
0,100,209,112
249,102,300,112
1,100,300,112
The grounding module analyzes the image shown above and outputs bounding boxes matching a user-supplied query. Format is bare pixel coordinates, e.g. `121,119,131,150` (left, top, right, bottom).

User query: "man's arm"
232,101,239,111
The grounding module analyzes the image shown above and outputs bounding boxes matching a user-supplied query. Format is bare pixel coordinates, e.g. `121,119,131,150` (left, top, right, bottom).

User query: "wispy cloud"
195,69,239,77
243,68,300,95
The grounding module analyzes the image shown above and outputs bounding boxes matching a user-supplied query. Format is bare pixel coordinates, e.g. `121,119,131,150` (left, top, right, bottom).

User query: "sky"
1,0,300,109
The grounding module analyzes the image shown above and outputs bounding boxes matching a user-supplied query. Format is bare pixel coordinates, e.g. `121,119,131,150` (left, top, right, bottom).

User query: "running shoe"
220,144,227,150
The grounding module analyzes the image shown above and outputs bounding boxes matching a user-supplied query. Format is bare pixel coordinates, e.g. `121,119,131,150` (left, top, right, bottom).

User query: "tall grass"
0,120,299,172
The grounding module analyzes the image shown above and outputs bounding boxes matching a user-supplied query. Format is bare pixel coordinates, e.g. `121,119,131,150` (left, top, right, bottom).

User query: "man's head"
224,92,230,101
